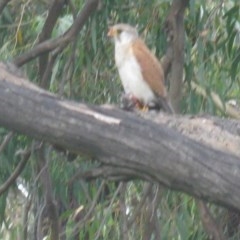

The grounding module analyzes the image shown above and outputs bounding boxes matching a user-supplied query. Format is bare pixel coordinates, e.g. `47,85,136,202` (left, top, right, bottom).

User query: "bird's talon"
136,105,149,112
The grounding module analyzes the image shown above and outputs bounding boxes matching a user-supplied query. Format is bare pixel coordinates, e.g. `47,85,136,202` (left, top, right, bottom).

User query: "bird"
108,23,174,113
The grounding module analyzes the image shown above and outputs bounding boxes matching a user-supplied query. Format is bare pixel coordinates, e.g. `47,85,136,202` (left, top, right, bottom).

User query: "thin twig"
94,183,123,240
127,182,152,227
119,182,128,240
191,81,240,119
14,0,31,49
37,203,45,240
23,195,33,239
0,148,30,196
0,132,13,153
60,180,106,238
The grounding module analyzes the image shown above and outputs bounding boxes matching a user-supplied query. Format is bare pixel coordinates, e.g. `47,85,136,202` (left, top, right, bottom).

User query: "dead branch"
0,62,240,211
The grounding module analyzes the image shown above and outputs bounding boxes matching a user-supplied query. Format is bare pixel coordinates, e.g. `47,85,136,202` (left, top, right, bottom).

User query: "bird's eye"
116,29,122,35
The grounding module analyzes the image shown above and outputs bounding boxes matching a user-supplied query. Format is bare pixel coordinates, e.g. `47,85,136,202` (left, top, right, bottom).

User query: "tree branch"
164,0,189,112
0,148,30,196
0,62,240,211
36,145,59,240
13,0,100,67
38,0,68,88
0,132,13,153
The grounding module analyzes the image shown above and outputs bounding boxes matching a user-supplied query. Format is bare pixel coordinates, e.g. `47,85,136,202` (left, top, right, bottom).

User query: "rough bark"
0,62,240,211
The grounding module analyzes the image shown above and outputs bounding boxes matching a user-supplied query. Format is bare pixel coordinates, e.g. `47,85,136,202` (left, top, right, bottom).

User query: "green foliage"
0,0,240,239
184,1,240,114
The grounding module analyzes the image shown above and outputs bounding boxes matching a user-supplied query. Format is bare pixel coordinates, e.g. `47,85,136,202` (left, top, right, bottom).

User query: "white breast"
115,42,155,104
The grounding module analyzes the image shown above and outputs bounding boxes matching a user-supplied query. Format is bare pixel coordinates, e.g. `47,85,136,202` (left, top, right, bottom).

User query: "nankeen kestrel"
108,23,173,113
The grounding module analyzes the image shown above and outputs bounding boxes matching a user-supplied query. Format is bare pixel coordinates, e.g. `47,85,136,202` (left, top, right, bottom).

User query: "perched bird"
108,23,174,113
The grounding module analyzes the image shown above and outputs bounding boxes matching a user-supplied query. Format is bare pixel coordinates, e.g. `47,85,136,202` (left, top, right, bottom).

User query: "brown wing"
131,39,167,98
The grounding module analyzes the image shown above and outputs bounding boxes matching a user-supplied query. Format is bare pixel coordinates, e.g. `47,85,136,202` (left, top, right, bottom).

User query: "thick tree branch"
0,62,240,211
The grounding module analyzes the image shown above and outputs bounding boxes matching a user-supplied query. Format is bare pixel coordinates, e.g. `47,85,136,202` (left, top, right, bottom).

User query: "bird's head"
108,24,138,44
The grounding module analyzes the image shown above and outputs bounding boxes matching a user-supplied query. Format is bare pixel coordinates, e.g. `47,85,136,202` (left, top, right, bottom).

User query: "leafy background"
0,0,239,239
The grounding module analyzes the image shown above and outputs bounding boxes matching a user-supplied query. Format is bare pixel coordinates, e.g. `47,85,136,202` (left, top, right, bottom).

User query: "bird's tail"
150,96,174,114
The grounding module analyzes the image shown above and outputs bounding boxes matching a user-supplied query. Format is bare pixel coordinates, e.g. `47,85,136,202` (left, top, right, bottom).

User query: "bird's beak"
107,27,116,38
